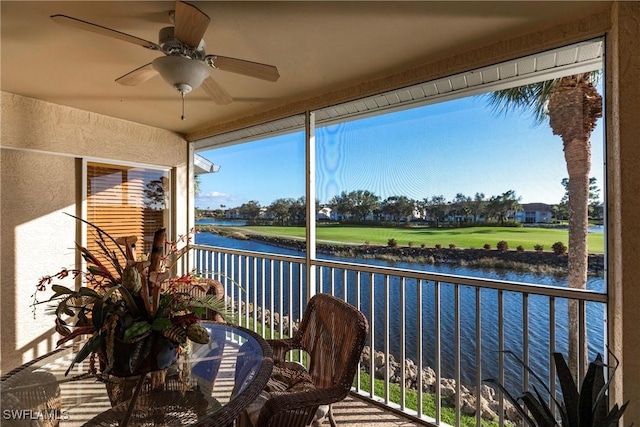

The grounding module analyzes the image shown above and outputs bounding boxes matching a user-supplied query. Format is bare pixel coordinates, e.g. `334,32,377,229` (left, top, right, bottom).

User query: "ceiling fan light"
152,55,209,94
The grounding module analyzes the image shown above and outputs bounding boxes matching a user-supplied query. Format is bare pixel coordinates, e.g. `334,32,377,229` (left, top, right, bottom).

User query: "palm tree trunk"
565,143,590,378
548,75,601,378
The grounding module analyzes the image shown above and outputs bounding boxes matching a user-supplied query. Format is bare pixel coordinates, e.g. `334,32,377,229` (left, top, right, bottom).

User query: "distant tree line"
232,197,316,226
201,178,603,226
328,189,523,226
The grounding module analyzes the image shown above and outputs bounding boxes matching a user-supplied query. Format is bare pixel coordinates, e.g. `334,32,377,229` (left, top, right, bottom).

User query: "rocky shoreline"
198,226,604,276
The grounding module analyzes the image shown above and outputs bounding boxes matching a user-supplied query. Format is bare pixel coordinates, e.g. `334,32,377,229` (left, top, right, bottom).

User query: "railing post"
305,110,317,299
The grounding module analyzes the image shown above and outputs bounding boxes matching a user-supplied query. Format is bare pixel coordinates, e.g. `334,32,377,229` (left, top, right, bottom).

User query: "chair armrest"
266,338,303,363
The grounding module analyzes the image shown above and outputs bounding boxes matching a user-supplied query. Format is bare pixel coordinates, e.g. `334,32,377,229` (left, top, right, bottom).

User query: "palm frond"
485,79,558,125
189,294,237,324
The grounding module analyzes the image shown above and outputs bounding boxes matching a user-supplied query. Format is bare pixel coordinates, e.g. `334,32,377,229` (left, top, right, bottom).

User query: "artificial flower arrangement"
32,216,230,377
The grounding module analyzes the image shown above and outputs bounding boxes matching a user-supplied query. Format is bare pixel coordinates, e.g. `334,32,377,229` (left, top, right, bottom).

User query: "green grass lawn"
222,224,604,254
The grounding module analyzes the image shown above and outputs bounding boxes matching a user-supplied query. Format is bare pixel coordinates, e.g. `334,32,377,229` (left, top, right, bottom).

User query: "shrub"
534,244,544,252
497,240,509,251
448,243,456,249
516,245,525,252
435,243,442,249
485,352,628,427
552,241,567,255
420,243,426,249
387,238,398,248
408,241,414,248
483,243,491,250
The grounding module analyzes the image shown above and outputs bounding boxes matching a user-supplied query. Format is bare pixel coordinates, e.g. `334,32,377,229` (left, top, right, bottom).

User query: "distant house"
225,209,241,219
317,206,332,220
517,203,553,223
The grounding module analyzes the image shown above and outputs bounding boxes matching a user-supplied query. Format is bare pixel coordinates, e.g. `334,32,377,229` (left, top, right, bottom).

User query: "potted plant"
485,351,629,426
32,215,232,380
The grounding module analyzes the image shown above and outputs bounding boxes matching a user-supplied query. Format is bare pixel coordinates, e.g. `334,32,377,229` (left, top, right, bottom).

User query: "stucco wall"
607,2,640,424
0,93,187,374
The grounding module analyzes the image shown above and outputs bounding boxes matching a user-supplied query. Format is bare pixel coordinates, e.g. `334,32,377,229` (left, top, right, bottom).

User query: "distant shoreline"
196,225,605,276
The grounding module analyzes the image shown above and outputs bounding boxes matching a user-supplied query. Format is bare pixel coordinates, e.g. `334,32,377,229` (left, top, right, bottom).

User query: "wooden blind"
86,163,168,270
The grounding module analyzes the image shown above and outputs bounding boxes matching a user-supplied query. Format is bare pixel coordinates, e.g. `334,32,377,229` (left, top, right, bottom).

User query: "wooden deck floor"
31,348,421,427
331,394,420,426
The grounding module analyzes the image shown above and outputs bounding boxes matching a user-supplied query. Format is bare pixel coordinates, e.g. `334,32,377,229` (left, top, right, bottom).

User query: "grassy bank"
357,371,501,427
216,224,604,254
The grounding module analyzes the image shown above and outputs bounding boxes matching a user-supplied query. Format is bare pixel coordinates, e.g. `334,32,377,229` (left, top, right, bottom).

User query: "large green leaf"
92,298,105,330
115,285,140,319
578,358,598,426
483,378,536,426
77,287,101,299
553,352,580,427
601,402,630,426
64,334,101,376
521,391,557,426
531,385,559,426
150,317,173,331
123,321,151,343
51,284,74,295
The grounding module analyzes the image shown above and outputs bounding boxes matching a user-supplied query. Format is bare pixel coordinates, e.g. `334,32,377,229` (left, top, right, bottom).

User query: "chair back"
295,294,369,393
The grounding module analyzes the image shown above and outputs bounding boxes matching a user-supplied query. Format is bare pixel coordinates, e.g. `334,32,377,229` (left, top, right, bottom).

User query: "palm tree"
488,73,602,375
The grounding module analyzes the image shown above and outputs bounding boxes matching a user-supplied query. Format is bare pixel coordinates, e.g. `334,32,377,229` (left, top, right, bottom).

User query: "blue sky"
196,95,604,209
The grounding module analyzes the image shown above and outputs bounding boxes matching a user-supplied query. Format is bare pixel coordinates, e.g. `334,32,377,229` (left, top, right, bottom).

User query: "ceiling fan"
51,1,280,119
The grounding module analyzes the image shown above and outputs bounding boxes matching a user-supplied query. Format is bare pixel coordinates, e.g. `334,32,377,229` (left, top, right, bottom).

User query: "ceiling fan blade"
116,63,158,86
174,1,210,49
51,15,160,50
206,55,280,82
202,76,233,105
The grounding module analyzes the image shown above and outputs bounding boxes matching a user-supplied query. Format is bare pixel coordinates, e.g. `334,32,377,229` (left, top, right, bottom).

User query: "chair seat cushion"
243,361,328,426
266,361,315,394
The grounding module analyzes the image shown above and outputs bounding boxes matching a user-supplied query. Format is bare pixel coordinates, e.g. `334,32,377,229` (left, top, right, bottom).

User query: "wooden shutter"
86,163,168,270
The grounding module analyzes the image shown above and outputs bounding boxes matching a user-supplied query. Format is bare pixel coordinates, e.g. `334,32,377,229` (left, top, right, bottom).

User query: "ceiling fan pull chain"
181,92,186,121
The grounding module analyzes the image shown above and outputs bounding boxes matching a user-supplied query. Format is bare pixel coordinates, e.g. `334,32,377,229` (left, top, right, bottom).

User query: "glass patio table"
0,322,273,427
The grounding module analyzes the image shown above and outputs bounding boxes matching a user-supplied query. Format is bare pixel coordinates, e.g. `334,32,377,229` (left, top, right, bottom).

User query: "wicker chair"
200,279,226,322
1,367,62,427
240,293,369,427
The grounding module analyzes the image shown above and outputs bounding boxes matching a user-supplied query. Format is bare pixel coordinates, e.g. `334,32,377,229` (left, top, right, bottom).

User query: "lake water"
194,225,606,390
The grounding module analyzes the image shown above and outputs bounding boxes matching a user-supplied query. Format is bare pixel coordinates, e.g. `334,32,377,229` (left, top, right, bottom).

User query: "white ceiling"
1,1,611,139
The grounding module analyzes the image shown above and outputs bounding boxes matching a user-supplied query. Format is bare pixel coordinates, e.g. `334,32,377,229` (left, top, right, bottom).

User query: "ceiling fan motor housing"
159,26,205,56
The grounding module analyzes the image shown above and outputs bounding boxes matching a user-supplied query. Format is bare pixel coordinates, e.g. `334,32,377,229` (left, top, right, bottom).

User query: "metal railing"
190,243,607,427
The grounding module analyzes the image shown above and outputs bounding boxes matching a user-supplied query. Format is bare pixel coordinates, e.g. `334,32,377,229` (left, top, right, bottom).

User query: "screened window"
86,162,170,263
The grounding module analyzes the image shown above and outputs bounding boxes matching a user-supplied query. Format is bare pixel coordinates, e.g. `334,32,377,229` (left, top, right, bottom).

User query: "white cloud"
196,192,244,209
